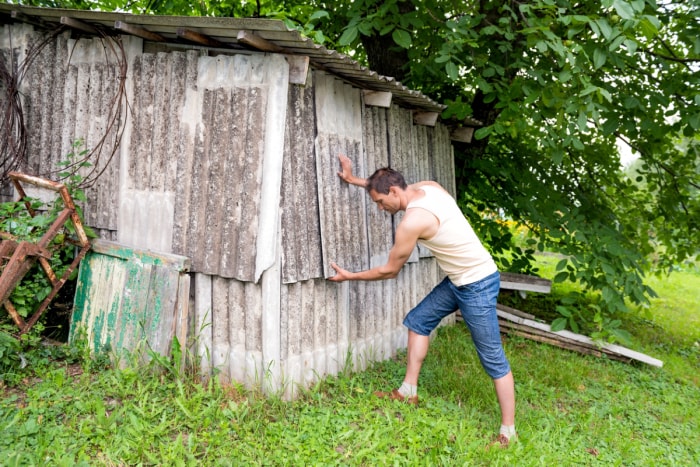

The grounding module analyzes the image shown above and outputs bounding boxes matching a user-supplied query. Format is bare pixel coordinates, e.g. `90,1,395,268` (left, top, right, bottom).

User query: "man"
328,154,516,446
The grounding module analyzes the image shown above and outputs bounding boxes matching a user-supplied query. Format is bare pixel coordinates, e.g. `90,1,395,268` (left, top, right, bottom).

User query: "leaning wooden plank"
497,308,663,367
504,329,633,364
500,272,552,293
498,320,628,362
496,303,536,320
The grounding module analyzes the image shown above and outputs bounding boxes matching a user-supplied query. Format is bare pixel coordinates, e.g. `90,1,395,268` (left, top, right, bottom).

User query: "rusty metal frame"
0,171,91,335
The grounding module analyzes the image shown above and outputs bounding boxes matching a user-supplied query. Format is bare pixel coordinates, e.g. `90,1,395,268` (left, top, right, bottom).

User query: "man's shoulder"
401,204,440,234
409,180,445,191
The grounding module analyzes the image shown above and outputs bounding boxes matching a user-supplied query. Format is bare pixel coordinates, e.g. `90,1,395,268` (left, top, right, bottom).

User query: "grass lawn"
1,263,698,465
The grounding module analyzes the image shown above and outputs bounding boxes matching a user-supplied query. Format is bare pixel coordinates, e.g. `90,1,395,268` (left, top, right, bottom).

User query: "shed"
0,5,474,396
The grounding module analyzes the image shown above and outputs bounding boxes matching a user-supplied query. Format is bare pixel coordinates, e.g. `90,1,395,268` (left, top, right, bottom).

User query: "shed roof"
0,4,457,115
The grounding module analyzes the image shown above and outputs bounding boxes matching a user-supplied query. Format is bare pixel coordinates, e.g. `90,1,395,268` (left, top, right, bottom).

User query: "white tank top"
407,185,497,286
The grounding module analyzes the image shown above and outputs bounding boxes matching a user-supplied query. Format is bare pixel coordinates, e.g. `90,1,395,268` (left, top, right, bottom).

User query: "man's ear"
388,186,399,196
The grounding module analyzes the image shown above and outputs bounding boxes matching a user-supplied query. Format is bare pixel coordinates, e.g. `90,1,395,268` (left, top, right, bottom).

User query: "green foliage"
0,141,95,359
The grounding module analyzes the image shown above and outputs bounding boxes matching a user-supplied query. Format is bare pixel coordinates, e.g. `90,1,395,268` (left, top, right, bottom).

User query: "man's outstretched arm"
328,210,429,282
337,154,367,188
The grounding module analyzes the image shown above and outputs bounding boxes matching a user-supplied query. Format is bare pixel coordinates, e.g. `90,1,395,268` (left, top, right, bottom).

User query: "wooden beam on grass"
500,272,552,294
497,308,663,367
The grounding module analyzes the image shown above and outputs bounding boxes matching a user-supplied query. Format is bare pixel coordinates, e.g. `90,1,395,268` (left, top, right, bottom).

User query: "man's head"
366,167,407,194
366,167,407,214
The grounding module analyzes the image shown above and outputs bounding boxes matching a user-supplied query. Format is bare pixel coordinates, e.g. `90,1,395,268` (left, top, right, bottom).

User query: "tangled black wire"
1,21,129,189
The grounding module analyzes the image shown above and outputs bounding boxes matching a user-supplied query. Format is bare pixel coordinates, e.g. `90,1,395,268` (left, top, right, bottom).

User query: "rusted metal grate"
0,172,91,334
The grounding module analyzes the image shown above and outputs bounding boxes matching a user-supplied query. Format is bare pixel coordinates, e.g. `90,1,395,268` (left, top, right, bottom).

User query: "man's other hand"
328,262,350,282
337,154,354,184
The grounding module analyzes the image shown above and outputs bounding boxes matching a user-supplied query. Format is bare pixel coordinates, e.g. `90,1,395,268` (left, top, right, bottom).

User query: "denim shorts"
403,271,510,379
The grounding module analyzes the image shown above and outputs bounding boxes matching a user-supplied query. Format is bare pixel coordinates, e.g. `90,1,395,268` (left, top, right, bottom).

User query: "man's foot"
373,388,419,406
487,434,512,449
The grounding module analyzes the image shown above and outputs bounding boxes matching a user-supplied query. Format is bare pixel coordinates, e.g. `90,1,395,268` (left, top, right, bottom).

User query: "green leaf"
593,48,607,69
473,126,492,140
555,258,568,271
639,16,659,39
550,317,567,332
613,0,636,20
569,318,580,334
623,39,638,55
309,10,329,21
392,29,412,49
445,61,459,80
594,19,613,40
554,271,570,283
338,25,358,46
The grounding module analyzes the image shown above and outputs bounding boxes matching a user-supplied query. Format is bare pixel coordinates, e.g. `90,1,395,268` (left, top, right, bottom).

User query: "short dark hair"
366,167,407,194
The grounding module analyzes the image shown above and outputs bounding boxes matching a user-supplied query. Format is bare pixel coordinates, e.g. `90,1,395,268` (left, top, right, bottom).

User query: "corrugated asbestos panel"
121,51,289,280
386,104,421,263
193,272,264,386
436,126,456,203
314,70,369,279
2,26,122,230
278,257,445,399
360,105,394,268
280,74,324,284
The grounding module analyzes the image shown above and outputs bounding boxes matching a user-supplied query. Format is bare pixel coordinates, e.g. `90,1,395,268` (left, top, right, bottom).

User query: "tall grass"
1,266,698,465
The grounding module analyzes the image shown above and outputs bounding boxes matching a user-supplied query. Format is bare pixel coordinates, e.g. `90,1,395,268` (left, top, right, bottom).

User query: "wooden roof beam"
60,16,99,35
450,126,475,143
177,27,228,48
115,21,166,42
363,90,392,108
11,11,50,29
285,55,310,86
413,111,439,127
237,30,285,53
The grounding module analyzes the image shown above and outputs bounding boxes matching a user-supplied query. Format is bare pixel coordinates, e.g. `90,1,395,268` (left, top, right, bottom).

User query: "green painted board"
70,239,191,359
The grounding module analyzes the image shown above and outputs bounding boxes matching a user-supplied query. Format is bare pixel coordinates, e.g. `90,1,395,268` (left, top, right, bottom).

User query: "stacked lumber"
496,306,663,367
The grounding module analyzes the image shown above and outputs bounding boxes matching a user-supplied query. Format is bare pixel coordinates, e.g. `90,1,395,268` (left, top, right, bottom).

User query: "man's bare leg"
493,370,516,444
493,371,515,425
404,330,430,385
